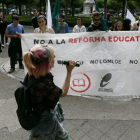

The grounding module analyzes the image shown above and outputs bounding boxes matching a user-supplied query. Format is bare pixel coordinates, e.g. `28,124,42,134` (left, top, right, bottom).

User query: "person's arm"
60,60,76,97
65,23,69,33
5,31,18,38
87,26,92,32
49,28,55,34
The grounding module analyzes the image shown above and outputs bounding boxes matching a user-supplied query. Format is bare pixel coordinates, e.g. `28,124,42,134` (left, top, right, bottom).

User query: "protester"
132,21,139,31
58,15,69,33
109,20,118,31
31,9,39,29
34,15,54,34
115,21,123,31
23,44,76,140
123,18,132,31
87,11,103,32
72,17,86,33
5,14,24,73
104,13,112,29
0,13,8,48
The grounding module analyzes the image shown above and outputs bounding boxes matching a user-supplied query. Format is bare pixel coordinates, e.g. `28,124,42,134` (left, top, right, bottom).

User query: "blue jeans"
29,103,71,140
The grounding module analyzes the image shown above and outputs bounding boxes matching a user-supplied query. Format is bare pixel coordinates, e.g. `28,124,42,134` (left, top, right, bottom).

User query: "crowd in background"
0,9,140,140
0,9,139,73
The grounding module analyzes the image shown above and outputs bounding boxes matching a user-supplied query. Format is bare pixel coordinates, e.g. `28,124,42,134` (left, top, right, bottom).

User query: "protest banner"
21,31,140,97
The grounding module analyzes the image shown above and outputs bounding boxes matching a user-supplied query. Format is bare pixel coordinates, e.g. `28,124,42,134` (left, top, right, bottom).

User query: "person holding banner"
87,11,103,32
72,17,86,33
34,15,54,34
5,14,24,73
23,44,75,140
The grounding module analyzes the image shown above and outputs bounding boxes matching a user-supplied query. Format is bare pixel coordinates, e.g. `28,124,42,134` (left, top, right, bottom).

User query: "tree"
104,0,107,18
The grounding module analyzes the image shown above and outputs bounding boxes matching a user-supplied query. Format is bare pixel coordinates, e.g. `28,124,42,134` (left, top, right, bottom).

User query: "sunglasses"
13,18,19,21
94,19,100,21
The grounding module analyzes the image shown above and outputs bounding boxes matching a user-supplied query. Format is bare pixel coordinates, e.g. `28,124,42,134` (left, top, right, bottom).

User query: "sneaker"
2,44,4,48
19,65,24,69
0,49,2,53
8,68,15,73
6,43,9,46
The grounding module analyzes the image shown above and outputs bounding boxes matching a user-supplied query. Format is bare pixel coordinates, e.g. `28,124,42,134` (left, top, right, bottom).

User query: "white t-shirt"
72,25,86,33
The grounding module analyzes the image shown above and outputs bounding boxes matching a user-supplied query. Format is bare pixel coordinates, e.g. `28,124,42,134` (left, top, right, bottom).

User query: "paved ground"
0,26,140,140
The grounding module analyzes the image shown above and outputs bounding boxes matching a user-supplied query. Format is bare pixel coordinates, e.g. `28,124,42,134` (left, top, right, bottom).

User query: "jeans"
9,38,23,68
29,103,71,140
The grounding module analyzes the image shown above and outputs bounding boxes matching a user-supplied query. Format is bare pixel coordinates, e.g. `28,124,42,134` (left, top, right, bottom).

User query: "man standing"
104,13,112,29
58,15,69,33
5,14,24,73
31,9,39,29
87,11,103,32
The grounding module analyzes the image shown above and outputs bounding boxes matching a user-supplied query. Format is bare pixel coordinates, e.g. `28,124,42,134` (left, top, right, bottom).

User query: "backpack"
14,73,48,130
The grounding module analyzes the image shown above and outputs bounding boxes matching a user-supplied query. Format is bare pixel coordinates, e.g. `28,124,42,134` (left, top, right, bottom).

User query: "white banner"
21,32,140,97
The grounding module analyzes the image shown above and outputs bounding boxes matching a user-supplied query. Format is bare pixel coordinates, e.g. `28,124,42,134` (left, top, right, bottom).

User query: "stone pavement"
1,59,140,140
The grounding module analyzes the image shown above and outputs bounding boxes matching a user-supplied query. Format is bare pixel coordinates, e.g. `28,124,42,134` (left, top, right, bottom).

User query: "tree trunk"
2,2,4,14
104,0,107,19
39,0,42,14
28,0,32,20
71,0,74,17
19,1,22,16
122,0,125,18
43,0,46,15
65,0,68,22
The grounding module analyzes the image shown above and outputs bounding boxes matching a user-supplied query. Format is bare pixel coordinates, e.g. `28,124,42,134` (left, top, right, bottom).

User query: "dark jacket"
104,18,112,29
0,19,8,33
31,17,39,29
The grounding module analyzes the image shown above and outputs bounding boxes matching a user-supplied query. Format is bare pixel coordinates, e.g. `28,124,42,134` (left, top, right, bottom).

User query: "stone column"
83,0,95,15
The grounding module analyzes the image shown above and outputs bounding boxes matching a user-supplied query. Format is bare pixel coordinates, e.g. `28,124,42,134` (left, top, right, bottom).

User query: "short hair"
12,12,18,16
77,17,83,25
91,11,101,20
33,9,38,13
115,21,123,31
12,14,19,20
23,44,54,78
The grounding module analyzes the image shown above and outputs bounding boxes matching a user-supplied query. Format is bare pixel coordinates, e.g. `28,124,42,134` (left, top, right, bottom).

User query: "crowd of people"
0,9,139,73
0,9,140,140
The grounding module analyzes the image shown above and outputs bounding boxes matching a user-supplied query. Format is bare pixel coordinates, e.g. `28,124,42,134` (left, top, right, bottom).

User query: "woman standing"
23,44,75,140
34,15,54,34
73,17,86,33
0,13,8,48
